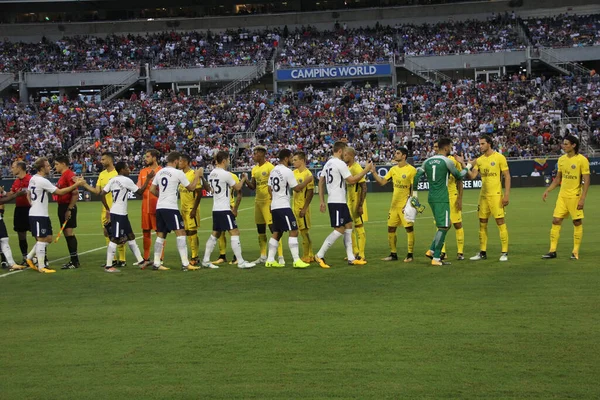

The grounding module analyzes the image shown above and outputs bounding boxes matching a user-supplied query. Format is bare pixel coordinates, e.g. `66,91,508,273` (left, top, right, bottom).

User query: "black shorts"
0,219,8,238
110,214,133,240
212,211,238,232
156,209,185,234
328,203,352,228
13,207,30,232
271,208,298,233
29,216,53,238
58,204,78,229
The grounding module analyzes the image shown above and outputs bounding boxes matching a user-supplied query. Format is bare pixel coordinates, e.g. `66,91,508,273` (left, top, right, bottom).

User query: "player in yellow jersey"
93,152,126,267
245,145,283,264
371,147,417,262
467,135,511,262
214,172,243,264
179,154,206,266
343,147,368,261
432,142,466,260
292,151,315,263
542,135,590,260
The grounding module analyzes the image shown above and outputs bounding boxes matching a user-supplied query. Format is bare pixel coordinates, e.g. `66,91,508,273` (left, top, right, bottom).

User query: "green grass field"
1,187,599,399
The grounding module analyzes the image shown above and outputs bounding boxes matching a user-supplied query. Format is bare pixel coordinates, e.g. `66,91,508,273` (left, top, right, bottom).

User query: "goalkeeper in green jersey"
412,138,473,266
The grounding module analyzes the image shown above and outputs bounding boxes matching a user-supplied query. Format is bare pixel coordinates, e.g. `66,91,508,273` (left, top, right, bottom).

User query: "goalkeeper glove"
410,196,426,214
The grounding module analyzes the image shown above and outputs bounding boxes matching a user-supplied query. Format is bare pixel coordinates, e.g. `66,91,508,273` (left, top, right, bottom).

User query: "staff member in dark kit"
55,155,81,269
9,160,32,264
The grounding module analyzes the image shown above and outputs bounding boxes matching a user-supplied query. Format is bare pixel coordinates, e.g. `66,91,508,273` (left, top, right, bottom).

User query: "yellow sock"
479,223,488,252
188,233,199,259
441,243,446,254
573,224,583,254
258,233,267,257
356,226,366,259
388,232,397,253
117,244,126,261
498,224,509,253
277,240,284,258
300,229,313,258
218,234,227,255
352,229,359,256
549,224,561,252
407,230,415,253
105,237,110,246
456,227,464,254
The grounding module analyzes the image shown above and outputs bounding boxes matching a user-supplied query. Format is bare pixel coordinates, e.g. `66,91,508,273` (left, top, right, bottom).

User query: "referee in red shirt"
9,161,32,263
55,156,80,269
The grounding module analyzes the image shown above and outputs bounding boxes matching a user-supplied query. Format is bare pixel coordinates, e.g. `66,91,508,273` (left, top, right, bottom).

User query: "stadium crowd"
523,14,600,48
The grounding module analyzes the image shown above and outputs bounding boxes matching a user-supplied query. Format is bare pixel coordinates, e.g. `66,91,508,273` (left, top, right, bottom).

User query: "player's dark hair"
115,161,128,174
55,155,69,165
180,154,191,162
15,161,27,171
101,152,115,161
333,141,347,153
145,149,160,159
215,151,229,164
294,151,306,161
437,138,452,149
33,157,48,172
480,135,494,147
278,149,292,161
396,147,409,157
564,135,580,154
166,151,182,163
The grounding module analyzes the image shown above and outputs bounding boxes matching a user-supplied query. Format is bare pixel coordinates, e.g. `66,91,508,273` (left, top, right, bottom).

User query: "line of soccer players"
0,133,589,273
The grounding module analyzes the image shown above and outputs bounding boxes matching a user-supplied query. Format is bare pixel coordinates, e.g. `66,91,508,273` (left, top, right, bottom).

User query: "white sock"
0,238,16,266
127,240,144,263
176,236,189,267
267,238,278,262
230,235,244,264
288,236,300,262
35,241,48,269
344,229,355,261
203,235,218,262
153,237,165,267
106,241,117,267
316,230,343,258
26,246,36,260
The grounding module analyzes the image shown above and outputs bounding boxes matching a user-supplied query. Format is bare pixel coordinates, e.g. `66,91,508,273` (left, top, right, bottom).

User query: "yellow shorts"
255,201,272,225
348,201,368,225
181,207,200,230
553,196,584,220
478,196,505,220
388,205,413,228
293,208,311,230
450,193,462,224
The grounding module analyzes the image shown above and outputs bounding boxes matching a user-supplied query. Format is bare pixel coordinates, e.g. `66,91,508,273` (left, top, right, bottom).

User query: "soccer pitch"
1,187,599,399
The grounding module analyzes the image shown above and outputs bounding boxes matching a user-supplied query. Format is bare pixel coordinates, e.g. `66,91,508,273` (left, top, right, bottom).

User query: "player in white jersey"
25,157,83,273
149,151,204,271
314,141,372,269
0,188,28,271
81,162,155,273
264,149,313,269
201,151,256,269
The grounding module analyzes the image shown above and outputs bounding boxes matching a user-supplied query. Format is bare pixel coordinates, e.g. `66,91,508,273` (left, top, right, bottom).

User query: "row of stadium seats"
0,13,598,72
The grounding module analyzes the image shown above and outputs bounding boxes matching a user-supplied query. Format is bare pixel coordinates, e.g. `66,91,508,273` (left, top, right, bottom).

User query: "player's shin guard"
300,229,313,257
388,232,397,253
343,229,355,261
258,233,267,257
230,235,244,264
573,224,583,254
218,234,227,256
549,224,561,252
0,238,16,266
317,230,343,259
106,242,117,267
188,232,199,259
433,229,448,259
176,236,189,266
153,237,165,267
267,238,278,262
356,226,366,259
203,235,218,262
456,227,465,254
407,230,415,254
127,240,144,263
35,242,48,268
142,231,152,259
289,236,300,262
65,235,79,264
498,224,509,253
479,222,488,252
